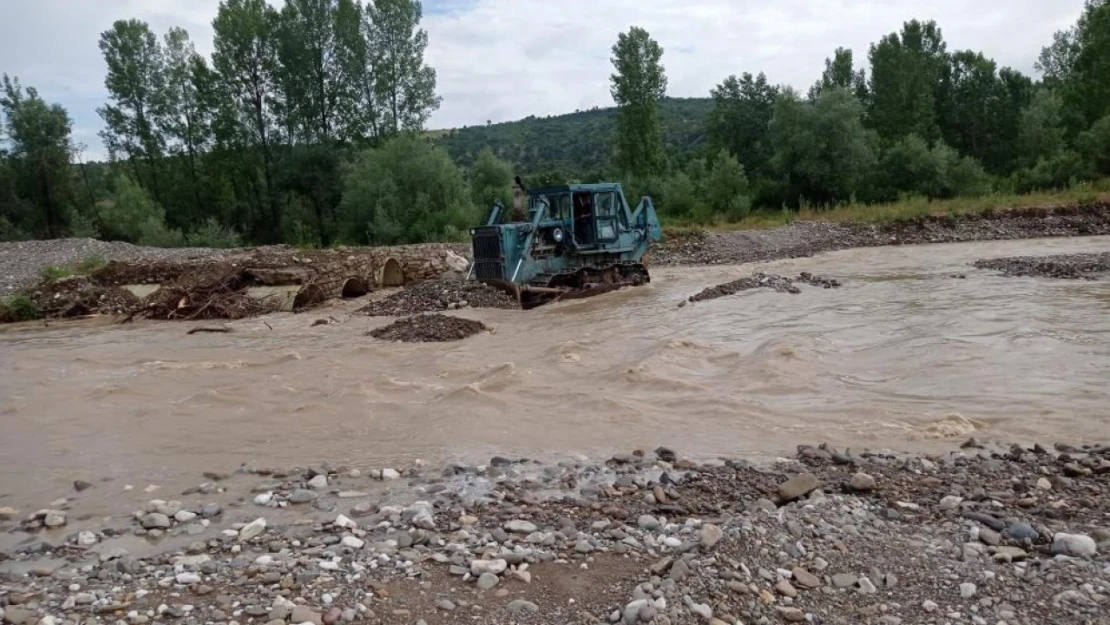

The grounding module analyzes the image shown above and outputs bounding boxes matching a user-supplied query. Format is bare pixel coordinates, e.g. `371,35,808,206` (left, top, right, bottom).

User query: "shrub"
186,217,243,248
0,294,41,322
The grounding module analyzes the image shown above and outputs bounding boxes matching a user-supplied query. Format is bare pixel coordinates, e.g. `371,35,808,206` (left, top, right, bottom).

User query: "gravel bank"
2,440,1107,625
0,239,226,295
359,280,519,317
687,272,841,302
654,203,1110,267
972,251,1110,280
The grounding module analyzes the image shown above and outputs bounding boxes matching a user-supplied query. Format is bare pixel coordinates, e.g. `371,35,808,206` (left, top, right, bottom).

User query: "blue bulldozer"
467,177,663,309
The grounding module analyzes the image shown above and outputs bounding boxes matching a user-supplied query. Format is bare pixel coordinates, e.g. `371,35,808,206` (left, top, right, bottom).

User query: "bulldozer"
467,179,662,309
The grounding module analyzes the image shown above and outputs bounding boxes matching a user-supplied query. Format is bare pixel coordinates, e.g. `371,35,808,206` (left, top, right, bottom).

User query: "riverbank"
1,440,1106,625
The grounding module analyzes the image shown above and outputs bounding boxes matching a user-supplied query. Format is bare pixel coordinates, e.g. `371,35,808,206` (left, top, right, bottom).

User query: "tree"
769,87,879,206
276,0,354,144
212,0,283,242
339,134,474,244
1065,0,1110,128
160,27,215,223
468,147,513,211
1016,89,1067,168
808,47,867,102
705,149,750,220
97,19,167,200
610,26,667,177
371,0,441,135
1077,115,1110,175
706,72,778,178
866,19,947,144
0,75,77,238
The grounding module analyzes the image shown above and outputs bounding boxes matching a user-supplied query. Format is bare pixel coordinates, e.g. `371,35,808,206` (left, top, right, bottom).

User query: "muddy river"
3,236,1110,524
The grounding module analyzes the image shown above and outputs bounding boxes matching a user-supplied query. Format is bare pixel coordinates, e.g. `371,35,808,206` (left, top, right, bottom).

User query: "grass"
40,254,107,282
661,179,1110,237
0,294,42,323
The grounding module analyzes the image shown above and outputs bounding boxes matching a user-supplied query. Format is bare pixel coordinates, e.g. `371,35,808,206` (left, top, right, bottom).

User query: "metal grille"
471,228,503,280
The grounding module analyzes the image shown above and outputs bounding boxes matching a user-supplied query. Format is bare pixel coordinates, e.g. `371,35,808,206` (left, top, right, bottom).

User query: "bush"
99,175,171,244
186,217,243,248
40,254,106,282
67,208,101,238
1077,115,1110,176
1014,150,1093,193
706,149,752,220
0,294,41,322
0,216,28,242
137,216,186,247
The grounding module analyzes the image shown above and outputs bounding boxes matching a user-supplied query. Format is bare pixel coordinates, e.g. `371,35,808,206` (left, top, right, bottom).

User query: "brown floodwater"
2,236,1110,524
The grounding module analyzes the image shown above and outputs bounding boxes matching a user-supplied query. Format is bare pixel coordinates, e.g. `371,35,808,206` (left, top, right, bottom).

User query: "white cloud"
0,0,1088,159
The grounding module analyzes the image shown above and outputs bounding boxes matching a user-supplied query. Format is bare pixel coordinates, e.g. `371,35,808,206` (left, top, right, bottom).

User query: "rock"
777,473,820,502
380,468,401,480
655,447,677,462
42,510,67,528
792,567,820,588
669,558,690,582
505,519,537,533
239,517,267,541
253,492,273,505
308,474,328,490
288,489,318,503
938,495,963,510
978,527,1001,546
699,524,723,549
849,472,876,492
777,607,805,622
638,515,661,530
1004,521,1038,541
0,506,17,520
831,573,858,588
922,600,938,613
173,510,197,523
290,605,321,625
321,607,341,625
775,579,797,597
73,480,93,492
175,572,201,585
506,600,538,614
858,576,877,594
470,559,508,576
575,539,594,553
141,513,170,529
76,531,97,546
341,536,365,549
683,595,711,620
435,599,456,612
476,572,499,590
960,582,977,598
992,546,1028,561
1036,477,1052,490
1051,533,1097,557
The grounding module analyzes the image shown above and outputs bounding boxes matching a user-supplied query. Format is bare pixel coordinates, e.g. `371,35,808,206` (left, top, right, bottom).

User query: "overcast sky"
0,0,1087,160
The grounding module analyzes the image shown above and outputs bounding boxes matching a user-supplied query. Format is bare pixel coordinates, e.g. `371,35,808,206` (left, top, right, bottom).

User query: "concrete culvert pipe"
379,258,404,287
341,277,370,299
293,284,328,310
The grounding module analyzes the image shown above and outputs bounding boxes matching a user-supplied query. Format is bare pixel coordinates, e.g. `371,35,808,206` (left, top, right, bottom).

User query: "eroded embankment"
654,202,1110,266
1,440,1107,625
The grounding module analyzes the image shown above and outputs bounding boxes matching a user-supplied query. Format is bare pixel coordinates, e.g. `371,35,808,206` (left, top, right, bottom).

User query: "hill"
430,97,714,176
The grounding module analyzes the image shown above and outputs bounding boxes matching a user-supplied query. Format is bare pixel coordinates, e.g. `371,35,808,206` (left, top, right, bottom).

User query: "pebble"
470,558,508,576
858,576,877,594
1051,532,1097,557
381,468,401,479
638,514,661,530
792,567,820,588
960,582,977,598
477,572,500,590
308,474,328,489
175,573,201,585
141,513,170,529
341,536,365,549
777,607,805,622
850,472,876,491
288,489,318,503
777,473,820,501
506,599,539,613
832,573,858,588
699,523,723,549
435,599,456,611
239,517,267,541
775,579,798,597
505,519,537,533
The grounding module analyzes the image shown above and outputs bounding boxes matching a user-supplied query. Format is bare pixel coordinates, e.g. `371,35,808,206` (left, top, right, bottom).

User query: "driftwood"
187,326,232,335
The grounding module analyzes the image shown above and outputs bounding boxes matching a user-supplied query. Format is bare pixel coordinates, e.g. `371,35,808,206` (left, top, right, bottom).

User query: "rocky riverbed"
368,314,490,343
3,440,1108,625
686,272,841,303
972,251,1110,280
358,281,519,317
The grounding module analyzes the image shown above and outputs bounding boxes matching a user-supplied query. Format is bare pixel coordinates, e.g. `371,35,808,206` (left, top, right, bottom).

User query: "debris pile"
25,275,140,318
368,313,489,342
688,272,842,303
973,251,1110,280
360,279,520,316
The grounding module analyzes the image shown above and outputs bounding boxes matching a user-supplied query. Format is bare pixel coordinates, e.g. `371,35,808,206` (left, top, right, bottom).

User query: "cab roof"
526,182,624,197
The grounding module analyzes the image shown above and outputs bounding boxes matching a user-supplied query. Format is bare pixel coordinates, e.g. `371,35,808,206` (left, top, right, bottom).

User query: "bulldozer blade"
482,279,522,303
548,282,625,304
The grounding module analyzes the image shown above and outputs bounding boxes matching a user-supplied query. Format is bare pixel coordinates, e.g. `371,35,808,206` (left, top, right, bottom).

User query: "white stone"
381,468,401,480
960,582,977,598
253,492,273,505
77,531,98,546
470,558,508,576
238,517,267,541
335,514,358,529
1051,533,1097,557
504,520,538,534
308,474,328,490
175,573,201,585
174,510,197,523
342,536,365,549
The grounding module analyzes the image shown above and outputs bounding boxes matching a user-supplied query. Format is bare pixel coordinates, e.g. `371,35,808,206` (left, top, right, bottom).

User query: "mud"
686,271,841,302
368,313,489,342
972,251,1110,280
359,280,520,316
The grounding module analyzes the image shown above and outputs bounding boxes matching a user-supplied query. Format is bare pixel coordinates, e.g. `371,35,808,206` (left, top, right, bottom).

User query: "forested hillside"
1,0,1109,249
431,97,714,178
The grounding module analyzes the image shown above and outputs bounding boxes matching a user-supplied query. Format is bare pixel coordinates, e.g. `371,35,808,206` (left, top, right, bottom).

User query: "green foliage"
610,26,668,177
468,147,513,211
0,216,28,241
186,217,243,248
1017,90,1067,167
0,295,41,322
867,20,947,143
1014,150,1092,193
98,175,167,243
1077,115,1110,175
809,47,868,102
40,255,105,282
707,73,778,178
706,150,751,220
338,134,476,245
769,88,880,207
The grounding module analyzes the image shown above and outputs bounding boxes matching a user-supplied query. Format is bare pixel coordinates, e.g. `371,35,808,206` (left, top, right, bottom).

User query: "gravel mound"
360,279,520,316
973,251,1110,279
368,313,488,342
3,439,1108,625
0,238,226,295
688,271,841,302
